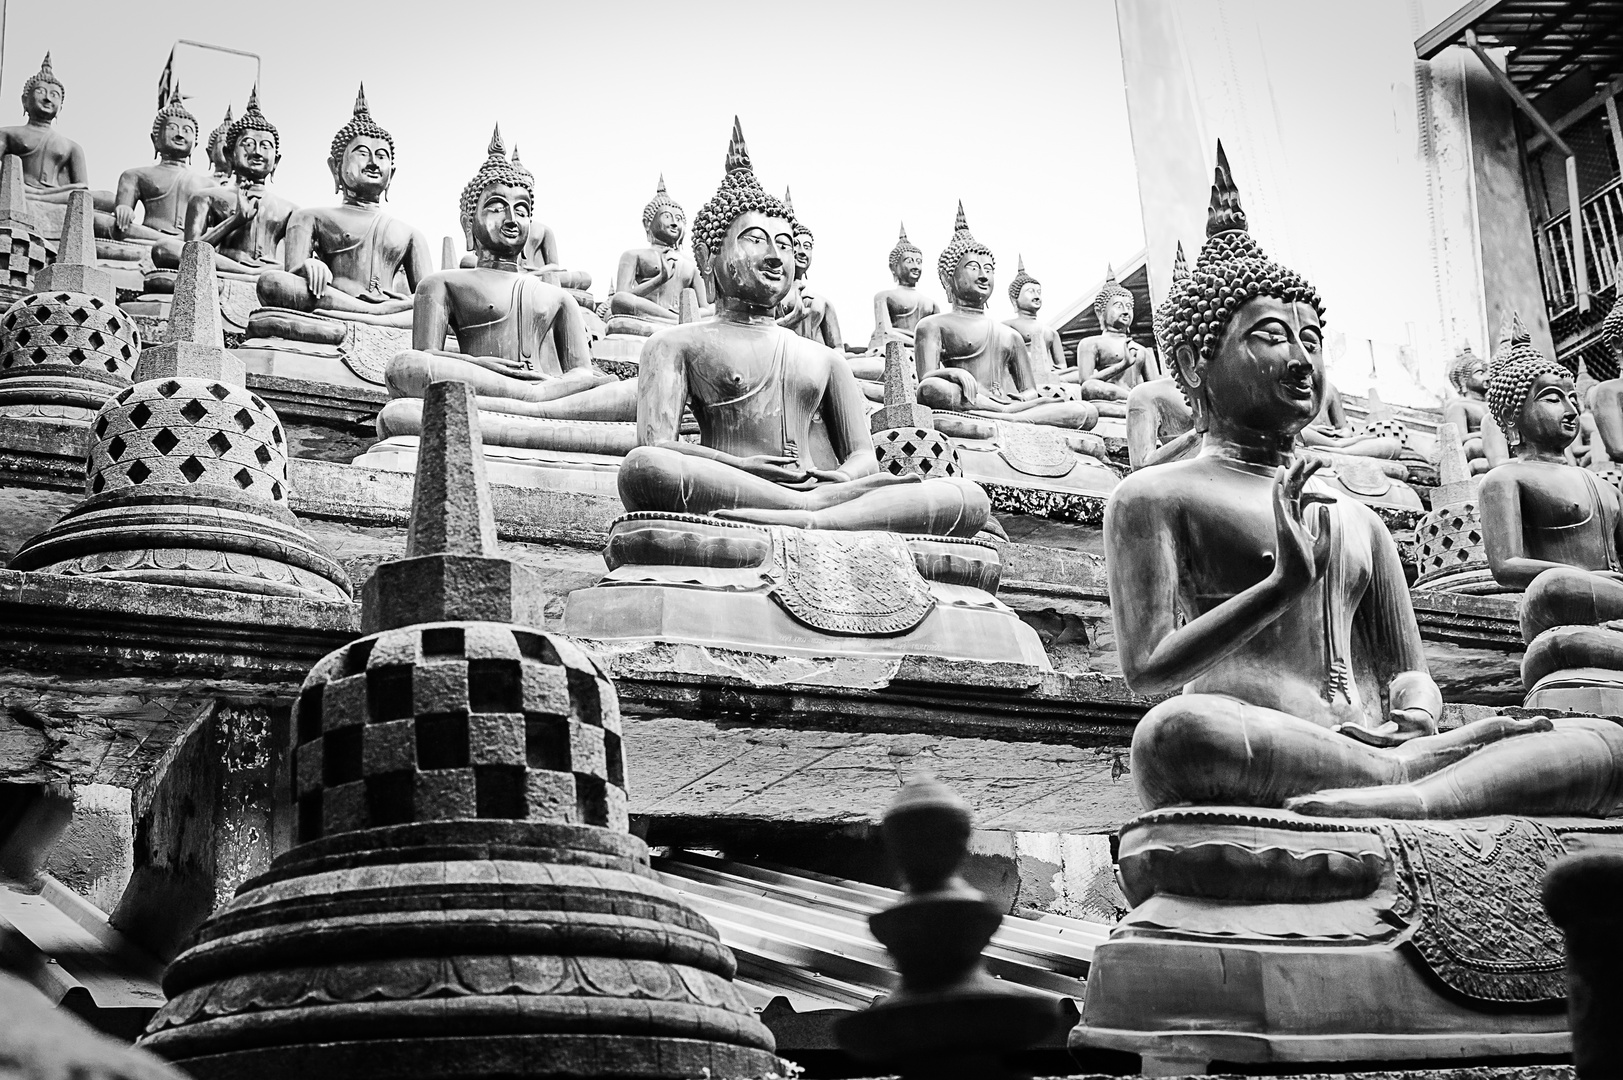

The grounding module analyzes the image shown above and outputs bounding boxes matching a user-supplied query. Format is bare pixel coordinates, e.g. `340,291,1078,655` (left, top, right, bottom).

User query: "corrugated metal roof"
653,852,1111,1052
1417,1,1623,98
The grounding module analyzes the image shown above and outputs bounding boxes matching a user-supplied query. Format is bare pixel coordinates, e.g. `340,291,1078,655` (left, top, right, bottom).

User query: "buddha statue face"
792,233,814,279
1516,371,1580,453
154,115,197,160
703,209,794,309
1101,293,1133,333
1179,295,1323,438
1016,282,1042,316
231,128,280,184
649,207,685,247
893,251,923,287
22,81,61,123
950,251,994,308
466,181,531,260
332,134,394,202
1461,356,1489,395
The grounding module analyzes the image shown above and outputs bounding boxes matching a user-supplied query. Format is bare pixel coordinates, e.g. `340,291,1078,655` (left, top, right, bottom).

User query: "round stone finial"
291,624,627,843
0,290,140,421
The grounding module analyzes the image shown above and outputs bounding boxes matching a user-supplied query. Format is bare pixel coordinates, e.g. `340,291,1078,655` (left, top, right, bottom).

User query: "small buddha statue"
96,87,212,246
1441,343,1498,474
0,55,90,208
205,105,232,181
1071,265,1158,407
775,187,843,351
608,175,710,324
253,85,432,327
913,204,1097,430
614,118,989,535
152,89,296,277
1580,299,1623,471
377,126,632,447
866,223,940,355
1109,144,1621,821
1001,257,1068,384
1125,243,1199,469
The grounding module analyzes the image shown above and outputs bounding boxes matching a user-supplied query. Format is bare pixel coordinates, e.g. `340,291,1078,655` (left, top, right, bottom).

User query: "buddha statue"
375,127,633,451
914,204,1097,430
452,145,592,297
1073,144,1623,1072
610,119,988,534
775,188,843,351
1001,257,1069,384
1579,299,1623,472
152,89,296,277
1126,244,1199,469
607,175,709,326
1442,343,1499,474
1071,265,1158,411
96,87,211,246
205,105,232,181
866,223,940,356
0,55,90,209
252,85,432,328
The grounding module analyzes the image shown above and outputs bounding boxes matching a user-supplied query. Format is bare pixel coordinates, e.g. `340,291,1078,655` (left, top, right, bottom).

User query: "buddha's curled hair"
1487,353,1571,440
691,118,795,264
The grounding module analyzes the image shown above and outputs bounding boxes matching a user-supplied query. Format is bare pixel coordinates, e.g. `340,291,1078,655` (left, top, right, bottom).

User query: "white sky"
1,0,1147,339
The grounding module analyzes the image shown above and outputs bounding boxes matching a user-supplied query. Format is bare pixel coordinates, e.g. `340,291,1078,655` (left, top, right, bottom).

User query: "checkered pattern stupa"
138,379,780,1080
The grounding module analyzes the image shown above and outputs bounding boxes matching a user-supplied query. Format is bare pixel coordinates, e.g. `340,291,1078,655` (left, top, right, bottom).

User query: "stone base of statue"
355,430,632,498
232,307,423,391
92,237,152,292
1522,625,1623,714
563,512,1050,667
925,411,1120,516
139,816,782,1079
1070,806,1620,1074
591,327,656,377
128,269,260,332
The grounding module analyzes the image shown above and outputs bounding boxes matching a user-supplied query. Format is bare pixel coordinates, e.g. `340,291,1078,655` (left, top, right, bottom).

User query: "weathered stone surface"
245,372,382,462
36,189,112,301
363,553,548,632
0,970,188,1080
624,714,1140,838
42,783,133,913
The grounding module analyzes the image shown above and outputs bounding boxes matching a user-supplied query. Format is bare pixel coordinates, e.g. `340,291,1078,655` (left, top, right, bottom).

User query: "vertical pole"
1569,154,1591,312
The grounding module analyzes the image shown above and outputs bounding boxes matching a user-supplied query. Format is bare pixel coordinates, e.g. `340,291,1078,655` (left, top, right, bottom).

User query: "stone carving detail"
994,419,1075,478
769,528,935,636
1386,818,1568,1003
874,426,963,479
87,379,287,500
0,155,47,289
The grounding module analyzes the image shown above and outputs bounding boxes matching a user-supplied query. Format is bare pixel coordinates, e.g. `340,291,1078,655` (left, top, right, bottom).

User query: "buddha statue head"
149,85,197,163
327,83,394,203
1447,343,1489,397
1008,256,1040,316
889,223,923,287
937,202,995,309
224,88,280,184
1152,241,1189,360
20,53,63,124
1094,265,1134,333
1491,308,1532,374
641,175,684,247
206,105,233,179
784,186,815,280
1160,141,1326,439
1486,343,1574,453
459,125,532,262
691,117,797,312
1602,264,1623,366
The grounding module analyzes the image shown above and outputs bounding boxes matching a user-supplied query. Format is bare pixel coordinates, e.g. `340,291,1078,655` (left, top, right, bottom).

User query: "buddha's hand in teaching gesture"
301,259,332,299
1267,457,1335,590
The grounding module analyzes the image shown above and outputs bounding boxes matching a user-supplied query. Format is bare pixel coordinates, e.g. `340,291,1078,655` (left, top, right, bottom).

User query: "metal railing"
1540,176,1623,316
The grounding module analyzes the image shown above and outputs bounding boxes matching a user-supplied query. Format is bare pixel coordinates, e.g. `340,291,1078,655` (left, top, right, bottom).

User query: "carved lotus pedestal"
564,512,1050,667
1070,807,1623,1075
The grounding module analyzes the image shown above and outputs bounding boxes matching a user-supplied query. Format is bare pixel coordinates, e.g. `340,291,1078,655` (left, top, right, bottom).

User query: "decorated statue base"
355,432,628,498
232,307,428,392
1070,805,1622,1073
926,411,1120,503
590,332,651,375
564,512,1050,667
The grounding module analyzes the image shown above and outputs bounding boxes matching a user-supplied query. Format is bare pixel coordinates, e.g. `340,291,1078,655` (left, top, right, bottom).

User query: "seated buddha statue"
1441,343,1500,474
607,175,710,327
376,127,633,449
253,85,432,328
913,205,1097,431
152,90,296,277
775,188,843,352
0,55,95,213
1109,147,1622,822
865,224,940,356
615,119,988,536
1071,266,1158,411
1002,257,1069,385
1579,303,1623,472
96,87,212,246
205,105,233,181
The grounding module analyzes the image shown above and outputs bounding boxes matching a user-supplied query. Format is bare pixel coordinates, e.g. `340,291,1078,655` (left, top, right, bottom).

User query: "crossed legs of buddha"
1521,567,1623,642
618,445,991,537
918,367,1098,430
256,269,415,323
1132,692,1623,818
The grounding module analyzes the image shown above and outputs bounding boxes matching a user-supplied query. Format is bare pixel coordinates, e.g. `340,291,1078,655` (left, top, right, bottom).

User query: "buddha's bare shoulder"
1111,456,1219,509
